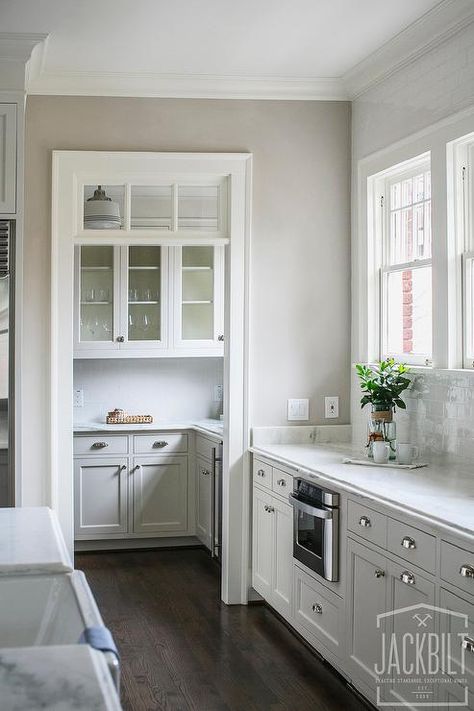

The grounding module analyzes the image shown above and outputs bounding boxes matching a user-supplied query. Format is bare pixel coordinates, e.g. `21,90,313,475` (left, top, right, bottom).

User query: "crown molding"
0,32,48,91
26,69,348,101
344,0,474,99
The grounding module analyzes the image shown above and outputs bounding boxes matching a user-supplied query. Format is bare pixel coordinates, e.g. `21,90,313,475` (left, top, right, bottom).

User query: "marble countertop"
250,442,474,539
74,418,223,438
0,645,121,710
0,507,73,575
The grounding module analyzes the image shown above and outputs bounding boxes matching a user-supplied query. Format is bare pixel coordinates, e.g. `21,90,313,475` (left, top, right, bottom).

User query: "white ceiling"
0,0,471,99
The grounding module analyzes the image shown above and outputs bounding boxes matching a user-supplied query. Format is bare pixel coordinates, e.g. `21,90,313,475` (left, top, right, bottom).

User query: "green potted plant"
355,359,411,458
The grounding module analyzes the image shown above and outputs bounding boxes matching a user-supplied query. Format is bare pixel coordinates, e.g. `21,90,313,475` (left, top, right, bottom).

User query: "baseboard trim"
74,536,202,552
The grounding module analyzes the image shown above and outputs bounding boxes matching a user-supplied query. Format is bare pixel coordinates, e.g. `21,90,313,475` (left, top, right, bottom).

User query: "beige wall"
24,96,351,504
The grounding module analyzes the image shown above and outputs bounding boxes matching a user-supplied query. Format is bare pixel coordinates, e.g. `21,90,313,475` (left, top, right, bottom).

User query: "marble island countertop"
74,418,224,439
0,645,121,710
0,507,73,575
250,442,474,539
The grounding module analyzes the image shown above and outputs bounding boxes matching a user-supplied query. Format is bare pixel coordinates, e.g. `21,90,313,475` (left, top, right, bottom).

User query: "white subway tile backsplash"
351,369,474,465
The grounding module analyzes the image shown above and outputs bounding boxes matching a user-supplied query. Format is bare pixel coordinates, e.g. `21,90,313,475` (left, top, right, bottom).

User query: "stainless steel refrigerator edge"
0,221,13,507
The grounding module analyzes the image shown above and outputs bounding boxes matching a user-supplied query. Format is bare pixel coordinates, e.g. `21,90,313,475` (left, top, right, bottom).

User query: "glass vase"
367,408,397,460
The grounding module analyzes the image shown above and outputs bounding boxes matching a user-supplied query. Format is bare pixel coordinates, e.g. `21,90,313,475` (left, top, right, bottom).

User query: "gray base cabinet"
132,455,188,534
74,457,128,536
74,432,192,541
252,453,474,711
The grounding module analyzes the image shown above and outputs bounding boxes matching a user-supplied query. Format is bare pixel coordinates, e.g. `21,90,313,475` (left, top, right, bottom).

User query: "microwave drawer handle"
289,493,334,519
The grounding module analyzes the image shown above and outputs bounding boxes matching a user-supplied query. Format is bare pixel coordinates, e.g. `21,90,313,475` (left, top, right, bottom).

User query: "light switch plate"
288,398,309,421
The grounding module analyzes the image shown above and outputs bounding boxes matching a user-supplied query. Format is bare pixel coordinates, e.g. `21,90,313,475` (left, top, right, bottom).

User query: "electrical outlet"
214,384,223,402
287,398,309,421
325,396,339,419
73,389,84,408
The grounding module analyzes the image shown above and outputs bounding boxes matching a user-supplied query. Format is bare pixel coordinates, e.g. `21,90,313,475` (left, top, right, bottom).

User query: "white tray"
342,457,428,470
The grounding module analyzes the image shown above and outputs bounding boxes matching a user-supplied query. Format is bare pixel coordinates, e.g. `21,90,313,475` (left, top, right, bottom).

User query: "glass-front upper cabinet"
74,245,118,352
122,246,167,350
173,246,224,350
74,245,167,354
80,181,227,236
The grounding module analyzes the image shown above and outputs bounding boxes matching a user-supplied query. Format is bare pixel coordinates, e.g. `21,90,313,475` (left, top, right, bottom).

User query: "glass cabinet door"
76,246,117,349
124,246,165,348
175,246,224,348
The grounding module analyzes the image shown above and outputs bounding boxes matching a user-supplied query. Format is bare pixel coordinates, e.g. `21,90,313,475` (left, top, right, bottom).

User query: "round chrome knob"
312,603,323,614
401,536,416,550
218,335,224,342
359,515,371,528
116,335,125,343
460,564,474,579
374,569,385,579
461,636,474,653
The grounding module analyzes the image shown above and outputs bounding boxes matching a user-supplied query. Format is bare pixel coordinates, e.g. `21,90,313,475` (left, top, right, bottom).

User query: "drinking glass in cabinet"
182,246,214,340
178,186,218,231
83,185,124,230
128,246,161,342
80,246,114,342
131,186,172,230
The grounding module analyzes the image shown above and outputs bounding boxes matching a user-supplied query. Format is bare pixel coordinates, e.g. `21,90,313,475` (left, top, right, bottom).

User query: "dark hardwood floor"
77,549,368,711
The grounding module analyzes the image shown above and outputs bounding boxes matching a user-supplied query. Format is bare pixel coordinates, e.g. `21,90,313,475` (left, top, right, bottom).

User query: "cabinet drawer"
348,499,387,547
272,467,293,496
294,564,342,658
74,435,128,456
387,518,436,573
253,459,272,490
134,433,188,454
195,435,219,462
441,541,474,598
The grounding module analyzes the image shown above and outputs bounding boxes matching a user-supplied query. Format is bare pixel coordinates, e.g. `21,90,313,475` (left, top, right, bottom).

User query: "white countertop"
250,443,474,539
74,418,223,439
0,645,121,710
0,507,73,575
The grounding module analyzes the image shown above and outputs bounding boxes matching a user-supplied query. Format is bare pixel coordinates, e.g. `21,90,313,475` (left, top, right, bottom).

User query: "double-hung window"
378,159,432,365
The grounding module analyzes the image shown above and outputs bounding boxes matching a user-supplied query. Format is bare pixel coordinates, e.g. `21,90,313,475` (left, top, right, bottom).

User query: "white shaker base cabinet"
74,457,128,536
252,484,293,620
132,455,188,534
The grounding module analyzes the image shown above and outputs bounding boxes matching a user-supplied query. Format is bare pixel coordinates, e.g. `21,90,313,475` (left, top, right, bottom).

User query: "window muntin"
380,162,432,365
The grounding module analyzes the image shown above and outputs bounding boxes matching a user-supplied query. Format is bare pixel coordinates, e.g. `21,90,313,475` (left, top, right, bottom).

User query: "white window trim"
369,153,433,367
353,104,474,378
450,132,474,369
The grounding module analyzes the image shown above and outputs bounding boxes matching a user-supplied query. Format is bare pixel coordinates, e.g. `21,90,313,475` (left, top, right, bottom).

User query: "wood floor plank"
76,549,368,711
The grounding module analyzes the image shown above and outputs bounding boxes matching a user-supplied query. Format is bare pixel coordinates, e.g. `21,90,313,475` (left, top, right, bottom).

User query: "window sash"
380,259,433,365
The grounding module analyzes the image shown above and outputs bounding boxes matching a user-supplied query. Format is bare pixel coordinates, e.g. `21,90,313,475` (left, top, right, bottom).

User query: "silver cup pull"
359,515,371,528
461,636,474,653
203,469,210,476
401,536,416,550
276,478,286,487
460,564,474,579
153,441,168,448
312,603,323,614
400,571,416,585
91,441,109,449
374,569,385,579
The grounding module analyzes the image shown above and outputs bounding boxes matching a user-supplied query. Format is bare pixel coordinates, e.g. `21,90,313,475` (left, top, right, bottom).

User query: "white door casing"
51,151,252,604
